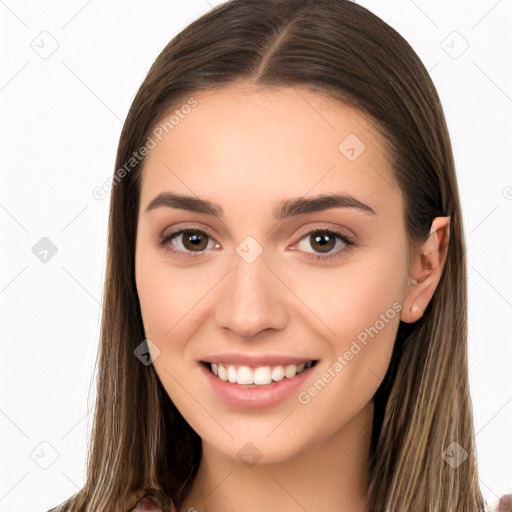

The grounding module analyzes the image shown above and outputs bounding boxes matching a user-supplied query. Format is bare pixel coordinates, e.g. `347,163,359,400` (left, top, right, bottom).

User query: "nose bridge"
215,242,288,338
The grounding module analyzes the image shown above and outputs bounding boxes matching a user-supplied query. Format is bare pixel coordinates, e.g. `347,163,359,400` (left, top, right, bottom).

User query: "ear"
401,216,450,324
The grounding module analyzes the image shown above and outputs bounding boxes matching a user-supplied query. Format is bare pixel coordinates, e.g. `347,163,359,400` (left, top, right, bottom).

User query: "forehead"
139,83,401,218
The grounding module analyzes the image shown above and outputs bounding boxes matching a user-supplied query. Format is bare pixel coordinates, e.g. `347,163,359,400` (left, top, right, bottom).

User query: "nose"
214,249,289,340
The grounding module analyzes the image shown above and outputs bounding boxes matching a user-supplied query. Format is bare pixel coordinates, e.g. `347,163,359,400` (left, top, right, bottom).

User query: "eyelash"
295,226,355,261
157,225,355,262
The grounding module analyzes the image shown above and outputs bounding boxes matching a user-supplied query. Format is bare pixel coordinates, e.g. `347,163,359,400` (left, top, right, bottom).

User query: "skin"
134,82,450,512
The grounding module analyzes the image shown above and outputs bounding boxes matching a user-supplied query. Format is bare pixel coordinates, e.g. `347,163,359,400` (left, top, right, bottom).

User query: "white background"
0,1,511,510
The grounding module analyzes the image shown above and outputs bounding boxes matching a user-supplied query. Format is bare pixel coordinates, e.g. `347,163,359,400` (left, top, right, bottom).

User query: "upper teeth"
210,361,314,385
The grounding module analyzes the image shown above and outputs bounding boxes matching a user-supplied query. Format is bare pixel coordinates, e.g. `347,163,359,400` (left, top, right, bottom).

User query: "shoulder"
46,502,69,512
130,494,165,511
47,493,172,512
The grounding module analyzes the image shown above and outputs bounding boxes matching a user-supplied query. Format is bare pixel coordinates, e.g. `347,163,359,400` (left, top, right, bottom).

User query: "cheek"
287,242,406,389
136,264,175,339
334,258,404,343
135,260,209,410
292,242,405,325
136,264,198,343
135,247,223,359
286,256,404,439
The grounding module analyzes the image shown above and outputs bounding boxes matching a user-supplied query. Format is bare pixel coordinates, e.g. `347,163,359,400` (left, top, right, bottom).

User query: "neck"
178,401,374,512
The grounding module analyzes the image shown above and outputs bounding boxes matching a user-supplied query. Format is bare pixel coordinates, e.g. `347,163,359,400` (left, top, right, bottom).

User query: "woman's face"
135,83,411,464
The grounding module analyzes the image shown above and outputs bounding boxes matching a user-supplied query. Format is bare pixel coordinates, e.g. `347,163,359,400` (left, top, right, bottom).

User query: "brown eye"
309,232,336,253
180,230,209,251
158,228,219,258
294,228,355,261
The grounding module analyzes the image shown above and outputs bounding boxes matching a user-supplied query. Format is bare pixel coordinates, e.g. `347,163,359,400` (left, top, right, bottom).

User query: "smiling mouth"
200,360,318,386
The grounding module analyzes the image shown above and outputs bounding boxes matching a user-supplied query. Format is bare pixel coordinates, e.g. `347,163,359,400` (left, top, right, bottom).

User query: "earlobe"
400,217,450,324
401,275,434,323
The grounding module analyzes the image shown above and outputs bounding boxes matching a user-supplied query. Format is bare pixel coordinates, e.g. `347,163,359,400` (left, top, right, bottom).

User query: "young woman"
47,0,507,510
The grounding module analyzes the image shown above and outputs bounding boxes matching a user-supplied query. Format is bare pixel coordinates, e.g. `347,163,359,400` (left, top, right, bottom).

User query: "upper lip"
200,353,317,366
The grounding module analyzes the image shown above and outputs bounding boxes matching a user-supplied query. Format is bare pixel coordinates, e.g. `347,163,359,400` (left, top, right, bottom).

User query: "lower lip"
199,362,317,409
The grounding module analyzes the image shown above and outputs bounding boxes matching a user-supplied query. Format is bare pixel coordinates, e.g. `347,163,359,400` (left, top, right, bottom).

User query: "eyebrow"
144,192,377,219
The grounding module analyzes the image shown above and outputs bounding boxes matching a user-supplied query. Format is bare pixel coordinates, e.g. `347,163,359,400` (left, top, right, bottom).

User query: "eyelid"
157,223,221,259
290,222,356,249
158,222,357,261
158,223,220,243
288,224,356,261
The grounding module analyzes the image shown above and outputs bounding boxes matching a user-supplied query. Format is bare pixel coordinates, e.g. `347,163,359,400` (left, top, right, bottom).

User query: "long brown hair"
60,1,487,510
